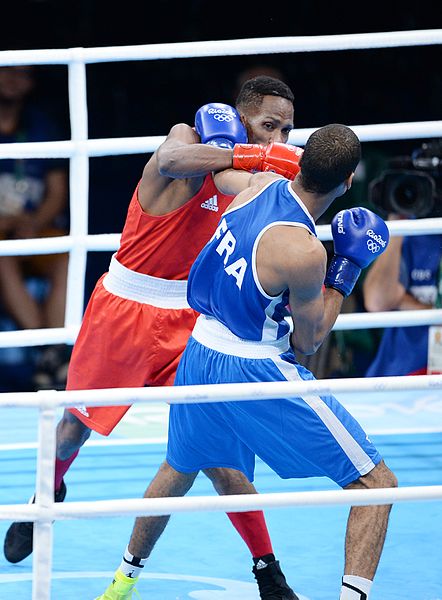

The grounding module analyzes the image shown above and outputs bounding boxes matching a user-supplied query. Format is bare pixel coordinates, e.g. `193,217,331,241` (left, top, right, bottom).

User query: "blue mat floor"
0,401,441,599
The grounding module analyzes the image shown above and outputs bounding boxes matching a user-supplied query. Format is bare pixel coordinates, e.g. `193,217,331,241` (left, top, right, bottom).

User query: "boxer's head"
235,76,294,146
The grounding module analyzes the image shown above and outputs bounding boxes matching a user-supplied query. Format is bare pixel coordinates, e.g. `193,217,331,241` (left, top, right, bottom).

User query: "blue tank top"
187,178,317,342
366,234,442,376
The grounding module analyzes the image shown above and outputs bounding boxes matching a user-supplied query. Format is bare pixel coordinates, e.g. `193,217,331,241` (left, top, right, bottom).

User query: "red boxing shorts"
67,255,198,436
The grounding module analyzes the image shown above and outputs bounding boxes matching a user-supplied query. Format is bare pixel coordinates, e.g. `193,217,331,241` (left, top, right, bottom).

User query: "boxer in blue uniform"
168,124,398,600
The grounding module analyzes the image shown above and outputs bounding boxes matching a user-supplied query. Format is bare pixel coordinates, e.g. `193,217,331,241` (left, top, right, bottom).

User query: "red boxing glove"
233,142,303,180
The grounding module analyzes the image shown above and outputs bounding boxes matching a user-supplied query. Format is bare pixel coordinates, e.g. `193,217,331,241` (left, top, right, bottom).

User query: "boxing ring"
0,29,442,600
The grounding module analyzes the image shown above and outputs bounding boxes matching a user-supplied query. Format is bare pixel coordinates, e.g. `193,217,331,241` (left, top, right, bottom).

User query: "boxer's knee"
204,467,255,495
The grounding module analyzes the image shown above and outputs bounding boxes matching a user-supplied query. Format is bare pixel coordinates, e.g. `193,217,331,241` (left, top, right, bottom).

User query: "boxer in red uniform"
5,76,300,600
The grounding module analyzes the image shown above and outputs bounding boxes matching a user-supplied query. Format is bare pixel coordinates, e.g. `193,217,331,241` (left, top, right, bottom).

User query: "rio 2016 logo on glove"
366,228,387,254
206,106,237,123
367,239,380,253
195,103,248,149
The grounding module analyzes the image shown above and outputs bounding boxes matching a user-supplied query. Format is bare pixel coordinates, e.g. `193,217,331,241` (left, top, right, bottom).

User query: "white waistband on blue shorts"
192,314,290,358
102,254,190,309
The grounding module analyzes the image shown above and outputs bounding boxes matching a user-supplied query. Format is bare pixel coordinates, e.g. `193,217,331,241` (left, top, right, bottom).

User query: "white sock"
340,575,373,599
118,546,147,579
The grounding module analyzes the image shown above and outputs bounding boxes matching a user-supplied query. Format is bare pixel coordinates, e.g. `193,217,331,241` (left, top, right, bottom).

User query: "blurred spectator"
363,216,442,376
0,65,70,390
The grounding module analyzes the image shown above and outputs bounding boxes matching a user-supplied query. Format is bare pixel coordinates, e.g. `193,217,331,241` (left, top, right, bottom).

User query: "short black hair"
235,75,294,111
299,124,361,194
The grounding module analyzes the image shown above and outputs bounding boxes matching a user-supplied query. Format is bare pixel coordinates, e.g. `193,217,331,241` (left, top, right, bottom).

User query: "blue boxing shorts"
167,321,382,488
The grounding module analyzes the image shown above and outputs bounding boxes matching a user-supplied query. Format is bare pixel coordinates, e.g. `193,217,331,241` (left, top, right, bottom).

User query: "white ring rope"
0,119,440,161
0,31,441,600
0,217,440,256
1,485,441,523
0,29,440,66
0,373,442,409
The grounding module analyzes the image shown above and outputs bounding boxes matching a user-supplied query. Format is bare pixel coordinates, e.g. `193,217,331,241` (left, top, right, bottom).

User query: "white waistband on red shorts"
102,254,190,309
192,314,290,358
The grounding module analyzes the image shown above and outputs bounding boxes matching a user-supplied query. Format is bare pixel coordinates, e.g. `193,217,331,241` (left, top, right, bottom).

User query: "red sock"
227,511,273,558
54,450,79,491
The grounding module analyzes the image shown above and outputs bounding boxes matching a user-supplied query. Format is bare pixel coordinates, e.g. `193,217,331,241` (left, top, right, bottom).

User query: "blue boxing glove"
324,207,390,297
195,103,247,149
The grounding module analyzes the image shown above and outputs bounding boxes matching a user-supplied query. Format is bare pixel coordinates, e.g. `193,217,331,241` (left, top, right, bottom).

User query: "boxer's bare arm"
138,123,233,215
156,124,234,179
257,225,342,355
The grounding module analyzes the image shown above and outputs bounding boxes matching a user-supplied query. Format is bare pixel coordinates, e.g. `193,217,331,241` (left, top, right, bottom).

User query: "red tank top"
115,174,233,279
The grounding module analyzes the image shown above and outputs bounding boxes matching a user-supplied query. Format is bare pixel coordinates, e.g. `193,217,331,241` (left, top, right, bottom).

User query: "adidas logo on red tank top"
201,195,219,212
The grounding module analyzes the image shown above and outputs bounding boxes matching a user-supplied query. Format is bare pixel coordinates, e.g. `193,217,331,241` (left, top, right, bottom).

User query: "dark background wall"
1,1,441,294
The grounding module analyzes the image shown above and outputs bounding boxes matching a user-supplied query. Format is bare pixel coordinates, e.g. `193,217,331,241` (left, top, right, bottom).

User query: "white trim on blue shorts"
270,355,377,478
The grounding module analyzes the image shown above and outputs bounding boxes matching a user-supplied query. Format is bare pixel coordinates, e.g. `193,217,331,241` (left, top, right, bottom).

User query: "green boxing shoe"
95,569,141,600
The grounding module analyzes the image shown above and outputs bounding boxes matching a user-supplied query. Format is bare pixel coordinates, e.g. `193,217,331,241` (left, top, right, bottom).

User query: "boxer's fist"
324,207,389,297
195,103,247,149
232,142,303,180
